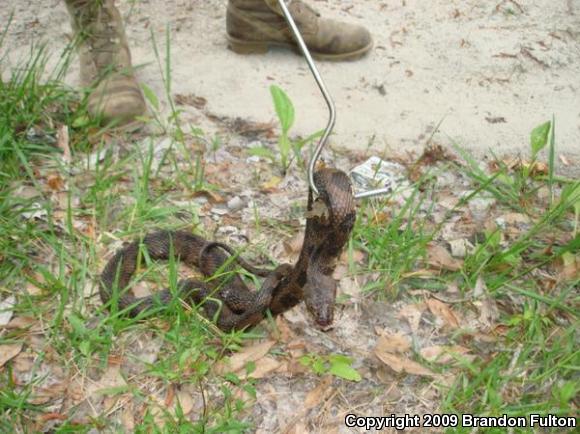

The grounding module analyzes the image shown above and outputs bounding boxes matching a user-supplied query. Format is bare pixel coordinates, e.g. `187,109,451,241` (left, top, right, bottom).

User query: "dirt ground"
1,1,579,433
2,0,580,172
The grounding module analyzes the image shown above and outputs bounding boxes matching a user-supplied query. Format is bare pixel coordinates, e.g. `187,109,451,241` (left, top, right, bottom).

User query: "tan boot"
226,0,373,61
65,0,146,127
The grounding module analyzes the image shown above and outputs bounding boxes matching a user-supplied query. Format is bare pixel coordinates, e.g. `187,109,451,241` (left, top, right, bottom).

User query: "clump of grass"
353,182,433,297
0,46,75,179
448,124,578,425
0,32,257,432
443,302,578,422
352,119,578,427
2,13,578,431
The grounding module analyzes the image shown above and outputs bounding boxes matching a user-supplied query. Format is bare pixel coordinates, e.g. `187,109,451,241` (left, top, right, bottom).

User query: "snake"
99,168,356,331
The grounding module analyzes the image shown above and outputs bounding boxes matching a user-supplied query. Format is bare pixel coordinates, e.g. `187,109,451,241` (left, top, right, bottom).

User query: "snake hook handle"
277,0,392,199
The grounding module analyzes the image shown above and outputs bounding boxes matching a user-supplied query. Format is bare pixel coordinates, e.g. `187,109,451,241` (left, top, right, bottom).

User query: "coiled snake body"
100,168,356,331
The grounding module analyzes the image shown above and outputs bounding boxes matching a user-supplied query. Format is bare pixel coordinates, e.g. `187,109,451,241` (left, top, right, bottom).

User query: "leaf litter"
2,114,578,431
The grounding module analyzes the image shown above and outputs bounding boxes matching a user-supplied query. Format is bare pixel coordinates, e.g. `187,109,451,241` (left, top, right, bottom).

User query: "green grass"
0,40,258,432
437,154,579,431
353,181,433,296
1,31,578,433
351,144,578,432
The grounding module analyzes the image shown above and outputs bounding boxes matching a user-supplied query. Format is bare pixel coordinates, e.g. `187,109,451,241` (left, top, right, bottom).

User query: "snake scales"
100,168,356,331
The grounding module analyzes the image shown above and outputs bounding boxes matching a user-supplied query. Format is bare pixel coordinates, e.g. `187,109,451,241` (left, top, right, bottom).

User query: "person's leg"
64,0,146,127
226,0,373,61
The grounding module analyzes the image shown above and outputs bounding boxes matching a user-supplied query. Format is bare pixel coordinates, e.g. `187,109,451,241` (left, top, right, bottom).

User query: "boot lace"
72,0,122,72
290,0,321,18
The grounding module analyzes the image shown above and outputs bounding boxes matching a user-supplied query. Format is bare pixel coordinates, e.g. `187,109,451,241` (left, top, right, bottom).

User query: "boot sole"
227,35,373,61
106,117,146,133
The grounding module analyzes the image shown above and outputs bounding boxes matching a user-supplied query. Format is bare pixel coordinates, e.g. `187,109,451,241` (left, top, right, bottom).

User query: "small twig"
508,0,524,13
507,344,523,375
429,293,474,304
492,52,518,59
521,47,549,69
198,379,207,427
499,344,524,398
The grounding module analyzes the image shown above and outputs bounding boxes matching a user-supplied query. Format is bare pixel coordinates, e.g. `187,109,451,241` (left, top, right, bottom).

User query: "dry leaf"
174,93,207,109
402,269,437,279
501,158,548,175
397,303,425,333
448,239,474,258
427,243,463,271
215,340,275,374
29,382,67,405
340,249,365,263
274,316,295,343
261,176,282,191
191,189,225,204
283,232,303,255
150,393,168,427
165,385,175,407
285,422,310,434
0,343,23,368
132,281,153,298
47,174,65,191
333,264,349,280
499,212,531,226
304,376,333,410
287,358,309,375
526,161,548,176
473,277,500,331
239,356,281,379
374,329,435,377
372,211,391,224
338,276,361,298
375,351,436,377
426,298,461,328
120,403,136,432
38,413,68,423
175,389,195,415
275,361,289,374
0,295,16,326
25,281,43,296
12,351,34,372
233,384,255,402
57,125,71,163
4,316,39,331
375,332,411,354
87,364,127,396
420,345,473,364
286,339,306,351
555,253,579,281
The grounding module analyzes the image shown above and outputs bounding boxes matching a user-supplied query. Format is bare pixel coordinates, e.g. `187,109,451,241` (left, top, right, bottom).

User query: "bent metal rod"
276,0,392,200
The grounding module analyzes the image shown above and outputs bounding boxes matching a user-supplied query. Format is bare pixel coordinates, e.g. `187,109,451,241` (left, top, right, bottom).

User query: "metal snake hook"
277,0,392,200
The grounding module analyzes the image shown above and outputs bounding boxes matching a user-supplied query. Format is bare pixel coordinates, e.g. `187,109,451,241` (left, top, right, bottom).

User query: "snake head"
303,272,337,330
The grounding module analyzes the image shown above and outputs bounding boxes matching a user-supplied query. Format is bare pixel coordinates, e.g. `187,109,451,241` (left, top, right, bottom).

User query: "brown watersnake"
100,168,356,331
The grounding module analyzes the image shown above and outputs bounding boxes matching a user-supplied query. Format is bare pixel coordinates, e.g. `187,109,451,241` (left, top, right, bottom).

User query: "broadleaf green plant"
299,353,362,382
530,120,551,159
271,84,295,134
562,182,580,236
248,85,322,174
522,120,551,181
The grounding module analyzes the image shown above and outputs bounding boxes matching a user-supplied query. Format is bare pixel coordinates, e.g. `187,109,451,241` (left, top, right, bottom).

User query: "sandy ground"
2,0,580,172
1,2,578,431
